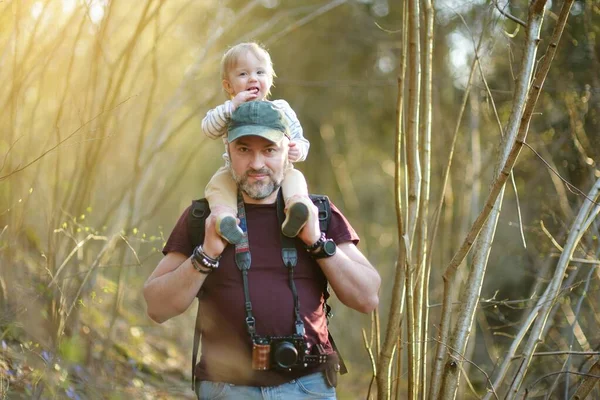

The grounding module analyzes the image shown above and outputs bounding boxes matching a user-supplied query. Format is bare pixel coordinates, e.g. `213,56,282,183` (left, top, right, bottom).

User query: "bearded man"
143,101,380,400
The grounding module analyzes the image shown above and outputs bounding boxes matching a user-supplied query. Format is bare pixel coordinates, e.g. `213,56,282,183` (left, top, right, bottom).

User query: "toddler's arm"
201,101,234,139
272,99,310,162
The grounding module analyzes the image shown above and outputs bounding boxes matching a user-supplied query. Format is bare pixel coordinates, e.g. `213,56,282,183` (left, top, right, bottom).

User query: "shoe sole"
218,216,244,244
282,202,309,238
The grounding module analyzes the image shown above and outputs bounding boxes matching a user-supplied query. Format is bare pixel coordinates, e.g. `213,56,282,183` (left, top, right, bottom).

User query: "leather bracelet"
191,245,220,273
196,245,221,263
191,257,213,274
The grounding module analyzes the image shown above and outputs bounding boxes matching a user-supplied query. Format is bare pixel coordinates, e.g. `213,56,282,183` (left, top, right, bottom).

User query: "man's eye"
257,70,265,75
239,72,247,76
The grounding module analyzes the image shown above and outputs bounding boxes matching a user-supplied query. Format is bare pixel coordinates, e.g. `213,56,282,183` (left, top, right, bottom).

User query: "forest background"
1,0,600,399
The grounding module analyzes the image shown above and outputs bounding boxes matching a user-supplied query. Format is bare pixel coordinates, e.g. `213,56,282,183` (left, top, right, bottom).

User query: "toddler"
202,42,312,244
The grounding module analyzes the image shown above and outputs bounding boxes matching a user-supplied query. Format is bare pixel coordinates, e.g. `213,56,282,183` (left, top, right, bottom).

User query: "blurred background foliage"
0,0,599,398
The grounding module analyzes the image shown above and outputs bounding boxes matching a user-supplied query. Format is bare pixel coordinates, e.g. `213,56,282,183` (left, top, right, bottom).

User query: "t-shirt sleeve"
327,200,360,246
162,206,194,256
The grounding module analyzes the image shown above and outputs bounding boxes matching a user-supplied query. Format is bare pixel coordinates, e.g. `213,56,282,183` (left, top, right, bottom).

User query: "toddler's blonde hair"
220,42,276,98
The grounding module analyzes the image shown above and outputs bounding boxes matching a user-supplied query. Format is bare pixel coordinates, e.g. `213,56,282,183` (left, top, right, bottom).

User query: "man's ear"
222,80,234,96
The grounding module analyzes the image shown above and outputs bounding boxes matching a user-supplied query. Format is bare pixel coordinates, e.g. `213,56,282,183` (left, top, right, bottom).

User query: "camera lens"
273,341,298,369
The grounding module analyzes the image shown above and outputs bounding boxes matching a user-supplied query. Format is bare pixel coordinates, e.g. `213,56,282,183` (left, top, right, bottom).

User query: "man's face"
228,135,288,202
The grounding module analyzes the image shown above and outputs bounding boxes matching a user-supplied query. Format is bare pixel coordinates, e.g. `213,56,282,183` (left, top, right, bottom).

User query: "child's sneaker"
281,200,309,238
216,214,244,244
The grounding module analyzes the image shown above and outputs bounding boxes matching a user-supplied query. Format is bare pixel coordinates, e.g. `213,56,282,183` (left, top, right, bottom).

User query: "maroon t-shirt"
162,198,359,386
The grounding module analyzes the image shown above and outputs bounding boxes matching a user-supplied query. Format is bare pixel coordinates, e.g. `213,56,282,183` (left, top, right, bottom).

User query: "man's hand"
231,89,259,110
202,212,228,259
288,142,301,162
296,200,321,248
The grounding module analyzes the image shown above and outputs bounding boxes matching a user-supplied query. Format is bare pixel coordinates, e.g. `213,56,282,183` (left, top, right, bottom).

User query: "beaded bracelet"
191,245,220,274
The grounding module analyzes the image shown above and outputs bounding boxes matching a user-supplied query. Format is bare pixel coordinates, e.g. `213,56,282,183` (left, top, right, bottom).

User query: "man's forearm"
316,243,380,313
143,254,207,323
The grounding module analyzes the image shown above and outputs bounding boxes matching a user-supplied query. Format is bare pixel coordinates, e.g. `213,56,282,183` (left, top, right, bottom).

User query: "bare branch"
523,370,600,399
0,96,135,182
571,359,600,400
522,141,600,206
493,0,527,28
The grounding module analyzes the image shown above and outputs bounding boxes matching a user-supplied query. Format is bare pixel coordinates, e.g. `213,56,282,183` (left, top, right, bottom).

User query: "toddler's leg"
281,167,312,238
205,166,243,244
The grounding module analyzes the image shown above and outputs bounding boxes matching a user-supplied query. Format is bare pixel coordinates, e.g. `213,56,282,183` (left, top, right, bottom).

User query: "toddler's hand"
288,142,301,162
231,89,259,110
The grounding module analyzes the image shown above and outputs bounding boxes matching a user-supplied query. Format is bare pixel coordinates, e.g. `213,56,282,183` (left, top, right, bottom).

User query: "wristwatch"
305,233,337,259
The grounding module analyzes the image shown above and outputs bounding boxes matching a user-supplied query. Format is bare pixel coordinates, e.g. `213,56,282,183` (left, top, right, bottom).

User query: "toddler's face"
223,51,273,100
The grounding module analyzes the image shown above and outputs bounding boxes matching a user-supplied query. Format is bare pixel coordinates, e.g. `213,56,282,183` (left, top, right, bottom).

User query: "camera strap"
234,189,306,337
276,191,305,337
235,190,256,337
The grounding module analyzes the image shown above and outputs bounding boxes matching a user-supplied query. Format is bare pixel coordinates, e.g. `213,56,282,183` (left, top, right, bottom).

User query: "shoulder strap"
187,199,209,391
308,194,331,233
188,199,210,249
309,195,348,374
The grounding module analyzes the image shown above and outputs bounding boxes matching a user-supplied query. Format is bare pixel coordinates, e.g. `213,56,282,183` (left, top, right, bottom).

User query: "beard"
230,166,284,200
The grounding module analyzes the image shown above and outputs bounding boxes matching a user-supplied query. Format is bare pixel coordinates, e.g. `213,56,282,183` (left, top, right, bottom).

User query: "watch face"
323,239,337,256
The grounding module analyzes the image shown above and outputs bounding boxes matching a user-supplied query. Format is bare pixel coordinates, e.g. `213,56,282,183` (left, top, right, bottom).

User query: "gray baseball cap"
227,101,289,143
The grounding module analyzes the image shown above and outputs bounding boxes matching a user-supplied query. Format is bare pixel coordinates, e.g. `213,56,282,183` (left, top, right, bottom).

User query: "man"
143,101,380,399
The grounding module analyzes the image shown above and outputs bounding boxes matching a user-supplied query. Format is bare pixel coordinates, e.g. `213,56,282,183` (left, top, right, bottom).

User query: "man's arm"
297,203,380,314
143,214,226,323
143,253,207,323
314,242,380,314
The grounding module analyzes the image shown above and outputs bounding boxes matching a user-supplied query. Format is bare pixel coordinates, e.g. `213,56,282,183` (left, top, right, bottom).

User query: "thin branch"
511,173,527,248
540,220,564,252
264,0,348,45
493,0,527,27
571,359,600,400
0,96,135,182
524,371,600,399
548,256,600,265
515,351,600,358
523,141,600,206
433,338,500,400
363,327,378,379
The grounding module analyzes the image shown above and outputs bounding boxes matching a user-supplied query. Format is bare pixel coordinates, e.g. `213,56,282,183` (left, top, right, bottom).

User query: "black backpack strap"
187,199,210,248
308,195,348,375
187,199,209,391
191,298,202,391
309,194,331,233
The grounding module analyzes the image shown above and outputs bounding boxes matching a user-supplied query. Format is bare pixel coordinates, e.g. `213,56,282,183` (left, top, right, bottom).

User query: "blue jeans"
195,372,336,399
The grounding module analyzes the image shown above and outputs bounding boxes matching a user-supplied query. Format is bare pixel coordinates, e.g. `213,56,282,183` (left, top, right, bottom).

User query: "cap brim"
228,125,285,143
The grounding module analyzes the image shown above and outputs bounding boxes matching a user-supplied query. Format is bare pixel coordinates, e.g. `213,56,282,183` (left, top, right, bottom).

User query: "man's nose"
248,73,258,81
248,152,264,169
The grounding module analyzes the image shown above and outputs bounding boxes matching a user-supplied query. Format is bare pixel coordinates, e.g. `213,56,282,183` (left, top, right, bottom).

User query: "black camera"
251,334,310,371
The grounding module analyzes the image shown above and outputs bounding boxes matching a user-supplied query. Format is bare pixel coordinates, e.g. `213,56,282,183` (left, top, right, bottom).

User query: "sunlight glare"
447,30,472,88
89,3,105,24
260,0,279,8
377,54,394,74
62,0,77,14
31,2,43,20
